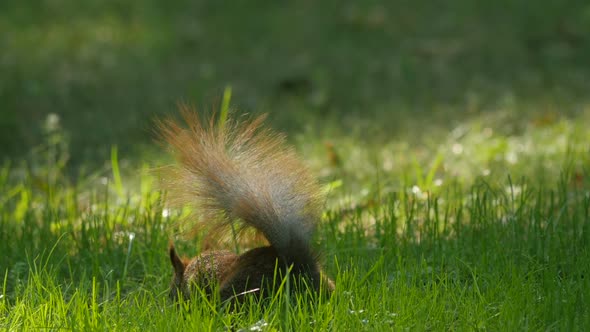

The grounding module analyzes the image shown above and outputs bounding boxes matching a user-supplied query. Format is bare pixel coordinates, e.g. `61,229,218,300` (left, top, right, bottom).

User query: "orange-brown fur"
160,107,333,304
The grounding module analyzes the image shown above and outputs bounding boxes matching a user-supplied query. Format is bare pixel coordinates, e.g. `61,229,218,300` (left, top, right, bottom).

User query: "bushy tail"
158,106,322,264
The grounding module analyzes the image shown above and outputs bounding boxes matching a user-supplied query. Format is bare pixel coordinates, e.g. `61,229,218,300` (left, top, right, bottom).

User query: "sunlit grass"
1,109,589,330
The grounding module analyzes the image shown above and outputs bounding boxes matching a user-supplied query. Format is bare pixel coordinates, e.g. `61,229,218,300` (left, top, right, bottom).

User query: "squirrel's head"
168,243,190,302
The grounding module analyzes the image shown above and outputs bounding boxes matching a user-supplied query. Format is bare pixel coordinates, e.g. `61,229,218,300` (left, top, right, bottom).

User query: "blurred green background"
1,0,590,167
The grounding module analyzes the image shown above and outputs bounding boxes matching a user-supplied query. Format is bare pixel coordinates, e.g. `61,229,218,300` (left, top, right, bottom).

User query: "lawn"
1,1,590,330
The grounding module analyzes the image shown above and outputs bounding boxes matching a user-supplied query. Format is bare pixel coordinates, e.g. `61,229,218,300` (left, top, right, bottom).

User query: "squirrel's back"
159,107,327,295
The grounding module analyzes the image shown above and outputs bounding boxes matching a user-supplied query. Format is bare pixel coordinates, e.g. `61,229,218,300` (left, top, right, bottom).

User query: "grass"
1,112,589,330
2,1,590,330
2,0,590,164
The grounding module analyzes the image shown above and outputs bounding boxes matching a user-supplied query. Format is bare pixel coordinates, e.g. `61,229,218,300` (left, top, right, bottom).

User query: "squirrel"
157,106,334,304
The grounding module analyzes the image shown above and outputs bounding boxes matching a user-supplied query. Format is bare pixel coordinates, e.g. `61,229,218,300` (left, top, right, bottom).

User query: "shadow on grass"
2,1,590,167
